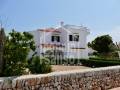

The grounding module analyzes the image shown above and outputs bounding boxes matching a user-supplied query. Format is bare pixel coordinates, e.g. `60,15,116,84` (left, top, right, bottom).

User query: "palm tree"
0,28,5,75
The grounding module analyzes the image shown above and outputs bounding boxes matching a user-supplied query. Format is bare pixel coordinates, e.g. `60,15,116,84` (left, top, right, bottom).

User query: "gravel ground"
110,87,120,90
52,65,91,72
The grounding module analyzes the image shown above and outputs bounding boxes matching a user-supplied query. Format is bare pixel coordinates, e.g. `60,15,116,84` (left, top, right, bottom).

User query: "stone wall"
1,66,120,90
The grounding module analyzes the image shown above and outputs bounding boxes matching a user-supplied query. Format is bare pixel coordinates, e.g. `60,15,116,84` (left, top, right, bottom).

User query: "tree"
88,35,114,54
2,30,35,76
0,28,5,75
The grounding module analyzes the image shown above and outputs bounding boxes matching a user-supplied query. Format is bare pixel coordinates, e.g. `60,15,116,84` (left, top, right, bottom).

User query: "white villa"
29,22,90,59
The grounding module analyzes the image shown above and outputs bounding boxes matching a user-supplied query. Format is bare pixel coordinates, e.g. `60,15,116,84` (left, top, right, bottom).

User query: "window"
51,35,60,42
69,34,79,41
74,35,79,41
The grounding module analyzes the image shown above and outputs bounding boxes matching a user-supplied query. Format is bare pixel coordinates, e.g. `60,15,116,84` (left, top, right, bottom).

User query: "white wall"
58,25,89,58
29,24,90,59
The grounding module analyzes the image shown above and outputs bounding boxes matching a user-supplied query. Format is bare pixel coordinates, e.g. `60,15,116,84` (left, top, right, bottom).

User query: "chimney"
60,21,64,26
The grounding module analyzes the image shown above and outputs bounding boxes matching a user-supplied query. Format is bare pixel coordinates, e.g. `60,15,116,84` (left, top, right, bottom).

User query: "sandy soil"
110,87,120,90
52,65,91,72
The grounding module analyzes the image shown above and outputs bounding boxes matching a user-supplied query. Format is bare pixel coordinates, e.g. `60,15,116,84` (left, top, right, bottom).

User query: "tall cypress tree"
0,28,5,75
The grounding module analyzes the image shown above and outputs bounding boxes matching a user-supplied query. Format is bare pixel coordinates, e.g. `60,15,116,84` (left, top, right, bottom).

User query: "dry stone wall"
1,66,120,90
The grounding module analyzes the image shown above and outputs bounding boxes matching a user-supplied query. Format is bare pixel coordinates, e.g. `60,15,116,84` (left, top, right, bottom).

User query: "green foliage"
88,35,114,53
0,28,6,75
2,30,35,76
54,58,120,67
89,57,120,61
28,56,52,74
80,59,120,67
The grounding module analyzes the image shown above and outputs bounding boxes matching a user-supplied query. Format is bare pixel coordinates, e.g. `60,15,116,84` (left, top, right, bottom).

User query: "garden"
0,28,120,77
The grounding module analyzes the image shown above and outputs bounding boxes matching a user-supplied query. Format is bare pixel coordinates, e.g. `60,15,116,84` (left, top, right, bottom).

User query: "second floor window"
74,35,79,41
69,34,79,41
51,36,60,42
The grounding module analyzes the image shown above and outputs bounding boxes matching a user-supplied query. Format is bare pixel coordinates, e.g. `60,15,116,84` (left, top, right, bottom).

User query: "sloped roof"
37,28,61,33
62,24,90,33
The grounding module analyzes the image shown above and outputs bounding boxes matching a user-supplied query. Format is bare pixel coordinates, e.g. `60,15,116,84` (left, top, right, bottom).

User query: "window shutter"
69,35,73,41
57,36,60,42
51,36,54,42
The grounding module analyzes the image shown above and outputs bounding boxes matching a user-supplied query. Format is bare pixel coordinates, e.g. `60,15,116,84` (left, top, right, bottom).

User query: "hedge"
89,57,120,61
51,58,120,68
80,59,120,68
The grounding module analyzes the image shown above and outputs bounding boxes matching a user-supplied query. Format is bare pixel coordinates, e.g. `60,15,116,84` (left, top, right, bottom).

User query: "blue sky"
0,0,120,42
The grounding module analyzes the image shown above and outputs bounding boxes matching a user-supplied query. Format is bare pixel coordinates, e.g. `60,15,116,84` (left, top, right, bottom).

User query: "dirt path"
110,87,120,90
52,65,90,72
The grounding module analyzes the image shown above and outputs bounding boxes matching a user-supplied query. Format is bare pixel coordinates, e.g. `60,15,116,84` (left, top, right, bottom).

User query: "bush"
90,51,119,59
56,58,120,67
89,57,120,61
80,59,120,67
50,57,120,68
28,56,52,74
2,30,35,77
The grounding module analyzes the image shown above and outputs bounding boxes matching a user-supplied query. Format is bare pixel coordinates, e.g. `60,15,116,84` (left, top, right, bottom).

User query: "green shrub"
57,58,120,67
90,51,119,59
2,30,36,77
28,56,52,74
51,57,120,68
80,59,120,67
89,57,120,61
